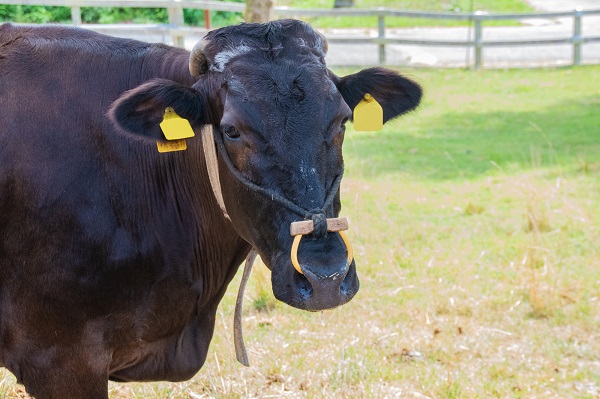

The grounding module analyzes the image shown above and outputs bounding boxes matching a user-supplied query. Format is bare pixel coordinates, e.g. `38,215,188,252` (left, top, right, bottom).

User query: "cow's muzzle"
275,228,359,311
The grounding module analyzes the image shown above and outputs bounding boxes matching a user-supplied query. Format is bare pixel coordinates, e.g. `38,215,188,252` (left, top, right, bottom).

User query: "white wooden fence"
1,0,600,68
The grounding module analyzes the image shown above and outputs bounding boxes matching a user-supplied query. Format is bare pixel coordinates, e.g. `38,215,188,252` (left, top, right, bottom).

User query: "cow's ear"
109,78,205,141
335,67,422,123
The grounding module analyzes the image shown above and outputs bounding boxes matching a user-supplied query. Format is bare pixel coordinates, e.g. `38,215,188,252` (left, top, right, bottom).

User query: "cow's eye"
222,125,240,139
340,118,348,134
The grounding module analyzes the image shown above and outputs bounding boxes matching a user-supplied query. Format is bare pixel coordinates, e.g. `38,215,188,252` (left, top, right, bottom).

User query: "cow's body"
0,24,249,394
0,20,421,398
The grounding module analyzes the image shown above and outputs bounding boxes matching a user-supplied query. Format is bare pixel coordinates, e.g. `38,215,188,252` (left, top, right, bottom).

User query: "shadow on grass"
344,95,600,180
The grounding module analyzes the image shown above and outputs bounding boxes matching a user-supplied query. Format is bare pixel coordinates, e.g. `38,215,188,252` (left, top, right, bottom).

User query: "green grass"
282,0,534,28
2,66,599,398
0,3,244,27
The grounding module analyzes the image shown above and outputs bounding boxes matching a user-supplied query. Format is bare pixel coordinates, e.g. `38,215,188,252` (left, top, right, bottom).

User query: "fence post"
168,1,185,48
474,17,483,69
71,7,82,25
378,14,385,65
573,8,583,66
204,9,211,29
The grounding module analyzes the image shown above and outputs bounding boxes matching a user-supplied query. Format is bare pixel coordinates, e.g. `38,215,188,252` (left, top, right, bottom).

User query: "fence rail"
1,0,600,68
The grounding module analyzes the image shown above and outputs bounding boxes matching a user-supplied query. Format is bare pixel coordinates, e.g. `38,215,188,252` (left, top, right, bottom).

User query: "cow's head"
110,19,421,311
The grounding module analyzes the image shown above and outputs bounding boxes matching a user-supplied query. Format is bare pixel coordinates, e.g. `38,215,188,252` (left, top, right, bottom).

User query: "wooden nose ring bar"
289,217,353,275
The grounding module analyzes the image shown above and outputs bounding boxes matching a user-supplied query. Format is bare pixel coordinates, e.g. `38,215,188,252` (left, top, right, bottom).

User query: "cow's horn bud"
189,39,209,76
316,31,328,55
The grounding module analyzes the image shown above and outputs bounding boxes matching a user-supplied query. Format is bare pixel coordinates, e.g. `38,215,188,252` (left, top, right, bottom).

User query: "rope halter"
200,125,353,366
202,124,353,274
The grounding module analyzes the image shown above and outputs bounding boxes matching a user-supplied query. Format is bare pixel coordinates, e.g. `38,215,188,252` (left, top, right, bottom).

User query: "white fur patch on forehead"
211,44,252,72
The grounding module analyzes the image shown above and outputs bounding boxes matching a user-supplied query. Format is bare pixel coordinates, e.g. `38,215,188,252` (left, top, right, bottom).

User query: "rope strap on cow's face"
202,124,354,273
290,217,353,275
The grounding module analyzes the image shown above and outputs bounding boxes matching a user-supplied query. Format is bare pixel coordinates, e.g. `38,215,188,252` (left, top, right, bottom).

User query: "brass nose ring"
289,217,353,275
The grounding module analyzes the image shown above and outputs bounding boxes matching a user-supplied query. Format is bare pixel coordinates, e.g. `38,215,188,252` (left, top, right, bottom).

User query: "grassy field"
1,66,599,398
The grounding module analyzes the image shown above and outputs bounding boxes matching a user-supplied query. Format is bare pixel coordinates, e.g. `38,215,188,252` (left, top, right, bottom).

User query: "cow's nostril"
295,272,313,300
340,280,350,296
340,261,359,298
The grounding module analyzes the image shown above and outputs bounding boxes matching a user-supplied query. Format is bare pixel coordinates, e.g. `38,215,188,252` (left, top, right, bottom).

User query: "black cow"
0,20,421,398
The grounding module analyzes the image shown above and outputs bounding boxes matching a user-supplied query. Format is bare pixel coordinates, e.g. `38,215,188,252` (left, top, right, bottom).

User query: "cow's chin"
268,240,359,311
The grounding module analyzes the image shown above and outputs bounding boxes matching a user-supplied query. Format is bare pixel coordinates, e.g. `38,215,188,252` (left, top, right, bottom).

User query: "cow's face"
110,20,421,311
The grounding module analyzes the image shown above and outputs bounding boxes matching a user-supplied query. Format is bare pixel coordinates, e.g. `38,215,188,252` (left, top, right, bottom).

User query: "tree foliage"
0,3,243,27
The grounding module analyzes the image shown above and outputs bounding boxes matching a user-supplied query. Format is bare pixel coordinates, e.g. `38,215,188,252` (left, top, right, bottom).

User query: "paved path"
322,0,600,68
527,0,599,13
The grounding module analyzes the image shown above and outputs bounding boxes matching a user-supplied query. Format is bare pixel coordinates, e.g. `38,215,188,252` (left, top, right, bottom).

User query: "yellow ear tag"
353,93,383,131
159,107,195,140
157,139,187,153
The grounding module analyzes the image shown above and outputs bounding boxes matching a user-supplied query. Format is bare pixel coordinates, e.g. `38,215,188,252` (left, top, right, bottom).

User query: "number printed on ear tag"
157,139,187,153
353,93,383,131
159,107,195,140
